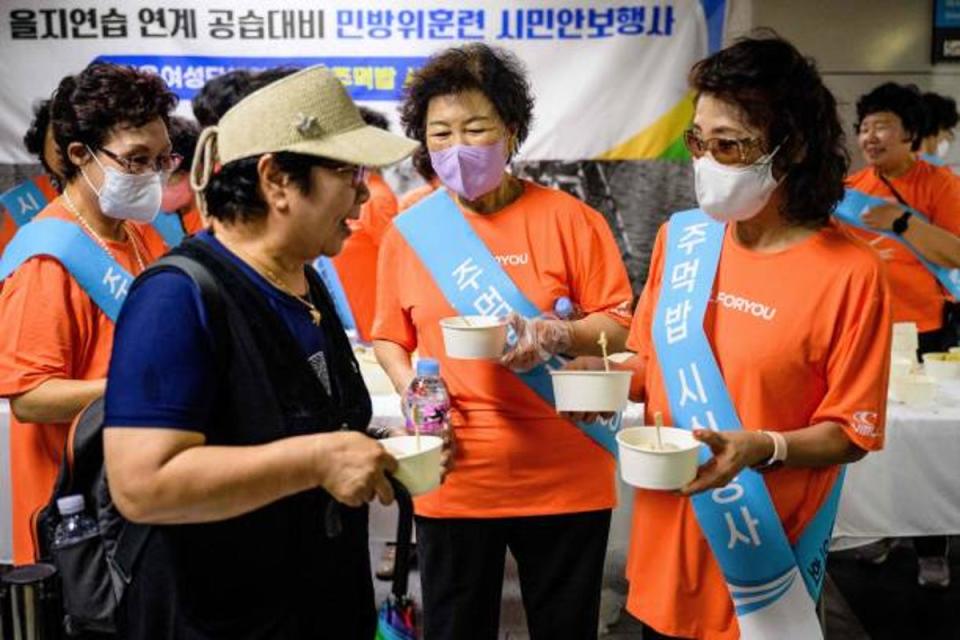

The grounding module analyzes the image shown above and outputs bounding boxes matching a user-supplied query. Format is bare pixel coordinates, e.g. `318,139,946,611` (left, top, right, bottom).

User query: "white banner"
0,0,725,164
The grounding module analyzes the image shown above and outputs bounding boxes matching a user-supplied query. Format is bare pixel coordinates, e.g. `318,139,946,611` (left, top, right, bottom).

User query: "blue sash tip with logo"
394,190,621,456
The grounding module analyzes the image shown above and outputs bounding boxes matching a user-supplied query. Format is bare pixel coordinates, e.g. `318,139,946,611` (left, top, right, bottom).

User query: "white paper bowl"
890,374,938,406
616,427,702,490
922,353,960,382
381,435,443,496
549,370,631,412
439,316,508,360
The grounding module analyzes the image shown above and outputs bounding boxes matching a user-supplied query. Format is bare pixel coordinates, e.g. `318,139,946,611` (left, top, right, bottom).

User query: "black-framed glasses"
683,128,765,165
98,147,183,175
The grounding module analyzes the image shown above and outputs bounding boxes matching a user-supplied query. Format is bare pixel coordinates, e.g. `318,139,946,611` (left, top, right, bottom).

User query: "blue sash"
394,190,621,455
151,211,186,247
0,179,49,228
0,219,134,322
652,209,843,636
313,256,357,332
920,153,946,167
834,188,960,298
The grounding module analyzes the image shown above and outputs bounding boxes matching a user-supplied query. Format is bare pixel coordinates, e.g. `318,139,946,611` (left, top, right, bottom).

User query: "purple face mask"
429,139,507,201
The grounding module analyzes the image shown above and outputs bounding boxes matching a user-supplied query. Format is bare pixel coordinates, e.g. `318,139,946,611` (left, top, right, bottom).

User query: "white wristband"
757,430,788,469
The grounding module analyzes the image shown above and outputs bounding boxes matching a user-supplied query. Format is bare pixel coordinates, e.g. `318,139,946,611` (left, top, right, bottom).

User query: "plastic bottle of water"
52,495,99,549
402,358,451,436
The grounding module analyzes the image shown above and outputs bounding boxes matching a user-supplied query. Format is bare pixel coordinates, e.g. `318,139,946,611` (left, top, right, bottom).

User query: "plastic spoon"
654,411,665,451
598,331,610,372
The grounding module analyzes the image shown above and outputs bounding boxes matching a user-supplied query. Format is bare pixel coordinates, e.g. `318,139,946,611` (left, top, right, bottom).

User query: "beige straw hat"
191,64,417,197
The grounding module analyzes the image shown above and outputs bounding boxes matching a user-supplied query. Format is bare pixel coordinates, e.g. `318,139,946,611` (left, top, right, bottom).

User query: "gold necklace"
229,243,322,326
61,190,146,273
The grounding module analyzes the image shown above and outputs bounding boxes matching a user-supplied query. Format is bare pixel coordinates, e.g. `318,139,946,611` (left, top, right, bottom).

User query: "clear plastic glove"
500,312,574,372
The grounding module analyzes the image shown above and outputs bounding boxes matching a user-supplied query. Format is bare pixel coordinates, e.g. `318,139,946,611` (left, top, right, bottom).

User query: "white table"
833,381,960,549
1,399,11,563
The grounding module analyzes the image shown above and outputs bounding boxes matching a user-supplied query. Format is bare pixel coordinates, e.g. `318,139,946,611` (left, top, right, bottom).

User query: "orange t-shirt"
0,201,164,564
331,173,398,341
623,221,891,640
373,181,634,518
845,161,960,331
1,175,60,257
180,203,204,235
397,177,441,212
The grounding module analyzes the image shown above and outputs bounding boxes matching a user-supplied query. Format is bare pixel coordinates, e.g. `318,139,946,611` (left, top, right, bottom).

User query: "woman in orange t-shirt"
373,44,633,639
0,99,65,256
569,36,891,640
0,63,176,564
846,83,960,349
156,115,205,240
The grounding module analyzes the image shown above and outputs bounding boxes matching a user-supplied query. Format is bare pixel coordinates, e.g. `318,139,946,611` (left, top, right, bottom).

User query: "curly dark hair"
247,67,299,95
921,92,958,138
168,116,200,176
23,99,58,183
400,43,534,160
855,83,927,151
204,152,344,224
689,32,849,227
50,63,177,182
192,70,253,128
358,106,390,132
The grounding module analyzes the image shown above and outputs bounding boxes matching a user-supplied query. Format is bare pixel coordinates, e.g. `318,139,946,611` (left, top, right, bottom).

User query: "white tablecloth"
1,399,11,563
833,380,960,549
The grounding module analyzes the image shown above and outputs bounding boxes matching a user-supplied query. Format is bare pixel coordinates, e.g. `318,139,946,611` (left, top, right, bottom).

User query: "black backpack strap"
148,254,228,361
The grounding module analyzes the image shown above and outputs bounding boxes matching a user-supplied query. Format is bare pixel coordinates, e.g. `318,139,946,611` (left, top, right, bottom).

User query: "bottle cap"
416,358,440,377
553,296,574,319
57,495,85,516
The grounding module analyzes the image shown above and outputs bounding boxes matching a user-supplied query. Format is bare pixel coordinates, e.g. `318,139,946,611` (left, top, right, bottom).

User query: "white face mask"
81,147,163,223
693,148,781,223
936,139,951,159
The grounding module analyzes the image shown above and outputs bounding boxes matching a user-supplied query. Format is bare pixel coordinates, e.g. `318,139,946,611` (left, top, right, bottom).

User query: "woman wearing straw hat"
102,66,418,638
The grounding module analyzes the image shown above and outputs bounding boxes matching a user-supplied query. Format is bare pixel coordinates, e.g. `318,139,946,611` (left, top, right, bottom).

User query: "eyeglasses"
98,147,184,175
327,163,368,189
683,128,766,165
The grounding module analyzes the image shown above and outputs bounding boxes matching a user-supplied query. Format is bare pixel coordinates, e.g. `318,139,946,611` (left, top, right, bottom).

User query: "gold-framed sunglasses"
683,128,766,165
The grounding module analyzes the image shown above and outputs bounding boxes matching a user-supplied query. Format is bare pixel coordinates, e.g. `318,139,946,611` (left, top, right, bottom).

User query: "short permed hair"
51,63,177,182
23,99,55,178
400,43,534,158
689,32,849,227
358,106,390,132
168,116,200,176
855,83,927,151
192,70,253,128
921,92,958,138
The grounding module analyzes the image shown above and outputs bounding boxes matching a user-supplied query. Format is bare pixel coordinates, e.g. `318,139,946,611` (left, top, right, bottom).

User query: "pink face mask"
429,139,508,201
161,176,194,213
